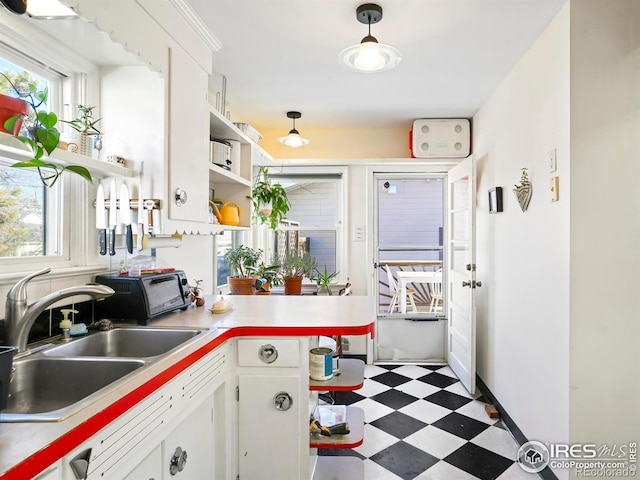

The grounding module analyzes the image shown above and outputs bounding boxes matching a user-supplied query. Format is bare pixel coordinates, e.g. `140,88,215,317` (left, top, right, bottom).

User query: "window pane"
281,179,337,228
0,56,62,261
216,230,233,286
0,163,48,257
300,229,336,274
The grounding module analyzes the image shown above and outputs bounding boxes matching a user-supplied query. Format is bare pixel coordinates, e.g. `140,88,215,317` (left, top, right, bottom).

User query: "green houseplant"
280,252,317,295
310,266,339,296
61,104,102,158
189,279,205,306
250,166,290,230
249,260,281,293
0,72,92,187
224,244,262,295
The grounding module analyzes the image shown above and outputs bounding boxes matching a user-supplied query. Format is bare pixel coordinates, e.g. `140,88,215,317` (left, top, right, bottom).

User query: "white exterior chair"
430,271,443,313
385,265,418,314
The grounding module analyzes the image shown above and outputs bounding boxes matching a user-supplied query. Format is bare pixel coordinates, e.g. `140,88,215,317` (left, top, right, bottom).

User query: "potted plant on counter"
280,252,317,295
249,260,281,294
250,166,290,230
189,279,205,306
310,266,339,296
224,244,262,295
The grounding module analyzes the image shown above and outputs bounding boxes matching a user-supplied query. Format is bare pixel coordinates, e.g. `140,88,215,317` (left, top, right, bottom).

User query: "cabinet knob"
174,188,188,206
169,446,188,475
259,343,278,364
274,391,293,411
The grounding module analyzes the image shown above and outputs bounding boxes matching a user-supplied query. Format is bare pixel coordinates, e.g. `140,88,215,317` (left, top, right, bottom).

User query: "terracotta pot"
0,94,28,135
284,276,303,295
228,276,257,295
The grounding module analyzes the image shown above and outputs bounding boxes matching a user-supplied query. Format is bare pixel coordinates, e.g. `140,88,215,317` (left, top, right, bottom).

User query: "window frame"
264,165,348,284
0,40,95,275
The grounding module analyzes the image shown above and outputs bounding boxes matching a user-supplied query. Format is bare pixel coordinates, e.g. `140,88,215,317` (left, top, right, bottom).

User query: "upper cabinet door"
166,45,210,224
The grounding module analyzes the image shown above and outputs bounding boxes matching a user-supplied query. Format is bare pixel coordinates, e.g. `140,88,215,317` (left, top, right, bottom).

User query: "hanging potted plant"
61,104,102,157
0,72,92,187
250,166,290,230
224,244,262,295
280,252,317,295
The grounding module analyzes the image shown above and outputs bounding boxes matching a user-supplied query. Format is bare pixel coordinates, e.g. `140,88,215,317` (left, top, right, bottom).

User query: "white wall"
473,2,571,467
569,0,640,452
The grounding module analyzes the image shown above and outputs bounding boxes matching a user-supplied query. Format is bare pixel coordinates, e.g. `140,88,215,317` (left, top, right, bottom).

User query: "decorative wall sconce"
488,187,503,213
513,168,532,212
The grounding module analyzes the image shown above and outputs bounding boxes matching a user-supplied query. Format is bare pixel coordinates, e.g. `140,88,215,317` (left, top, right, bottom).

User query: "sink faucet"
5,267,115,353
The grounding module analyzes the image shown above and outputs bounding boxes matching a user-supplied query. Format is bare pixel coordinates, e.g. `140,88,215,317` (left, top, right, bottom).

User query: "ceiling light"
339,3,401,73
27,0,77,19
278,111,310,148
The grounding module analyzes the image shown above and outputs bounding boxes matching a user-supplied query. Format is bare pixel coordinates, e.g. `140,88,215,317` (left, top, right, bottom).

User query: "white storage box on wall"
410,119,471,158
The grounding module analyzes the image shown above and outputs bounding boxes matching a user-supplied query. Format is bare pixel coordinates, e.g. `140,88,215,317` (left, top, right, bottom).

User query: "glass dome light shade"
339,36,401,73
278,130,310,148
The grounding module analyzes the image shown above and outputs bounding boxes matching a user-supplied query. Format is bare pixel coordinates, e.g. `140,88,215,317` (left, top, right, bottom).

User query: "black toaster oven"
94,270,192,324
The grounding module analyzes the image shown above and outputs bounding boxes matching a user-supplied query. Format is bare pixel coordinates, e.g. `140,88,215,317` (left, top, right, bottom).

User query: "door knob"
274,391,293,411
462,280,482,288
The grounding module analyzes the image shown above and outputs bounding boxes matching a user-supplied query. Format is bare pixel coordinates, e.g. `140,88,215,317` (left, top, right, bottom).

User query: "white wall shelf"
0,132,135,179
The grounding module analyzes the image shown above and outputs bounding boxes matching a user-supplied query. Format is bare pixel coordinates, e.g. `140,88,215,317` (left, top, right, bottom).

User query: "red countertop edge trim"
1,321,374,480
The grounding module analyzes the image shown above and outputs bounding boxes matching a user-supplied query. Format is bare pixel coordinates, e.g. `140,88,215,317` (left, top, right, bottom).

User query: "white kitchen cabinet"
60,345,227,480
165,45,210,227
236,338,309,479
123,445,161,480
161,393,214,480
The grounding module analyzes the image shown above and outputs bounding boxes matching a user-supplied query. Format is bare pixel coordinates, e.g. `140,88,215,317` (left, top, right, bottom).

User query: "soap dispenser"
60,309,78,340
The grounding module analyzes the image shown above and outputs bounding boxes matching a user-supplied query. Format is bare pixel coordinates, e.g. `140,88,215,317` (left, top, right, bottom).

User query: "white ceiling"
185,0,568,131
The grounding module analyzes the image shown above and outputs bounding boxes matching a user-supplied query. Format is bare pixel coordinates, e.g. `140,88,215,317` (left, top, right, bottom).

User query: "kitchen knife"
120,184,133,254
96,184,107,256
109,179,117,256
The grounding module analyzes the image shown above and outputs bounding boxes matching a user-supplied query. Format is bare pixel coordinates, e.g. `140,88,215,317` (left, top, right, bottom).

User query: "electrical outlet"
550,176,559,202
549,148,557,173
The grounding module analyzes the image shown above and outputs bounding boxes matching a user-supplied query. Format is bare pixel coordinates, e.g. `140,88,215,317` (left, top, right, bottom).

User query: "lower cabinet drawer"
237,338,300,367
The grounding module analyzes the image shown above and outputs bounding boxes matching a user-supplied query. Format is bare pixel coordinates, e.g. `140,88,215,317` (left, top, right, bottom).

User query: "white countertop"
0,294,375,479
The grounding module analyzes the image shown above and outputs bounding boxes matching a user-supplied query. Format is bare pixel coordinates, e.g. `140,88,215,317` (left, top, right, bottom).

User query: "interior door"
446,156,477,394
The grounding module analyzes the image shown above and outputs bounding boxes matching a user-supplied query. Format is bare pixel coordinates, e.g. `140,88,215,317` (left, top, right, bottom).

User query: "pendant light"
278,111,310,148
339,3,401,73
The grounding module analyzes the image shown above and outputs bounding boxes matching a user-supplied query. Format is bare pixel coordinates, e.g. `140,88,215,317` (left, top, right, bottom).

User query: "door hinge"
466,263,476,271
236,385,239,402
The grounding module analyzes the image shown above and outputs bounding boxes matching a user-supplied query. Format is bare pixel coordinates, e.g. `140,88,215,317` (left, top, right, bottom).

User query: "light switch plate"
550,176,559,202
549,148,557,173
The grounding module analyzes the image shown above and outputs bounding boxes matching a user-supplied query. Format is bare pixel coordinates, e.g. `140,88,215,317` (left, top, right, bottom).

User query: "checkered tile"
319,364,529,480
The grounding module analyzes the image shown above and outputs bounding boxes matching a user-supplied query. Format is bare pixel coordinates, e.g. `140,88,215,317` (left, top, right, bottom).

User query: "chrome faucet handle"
7,267,52,303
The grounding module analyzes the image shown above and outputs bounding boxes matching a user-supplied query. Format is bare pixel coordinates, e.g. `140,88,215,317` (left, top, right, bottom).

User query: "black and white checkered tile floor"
319,364,533,480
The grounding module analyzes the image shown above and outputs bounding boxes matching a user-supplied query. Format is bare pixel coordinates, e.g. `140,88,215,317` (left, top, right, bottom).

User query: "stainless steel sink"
0,326,208,422
42,327,204,358
1,357,145,422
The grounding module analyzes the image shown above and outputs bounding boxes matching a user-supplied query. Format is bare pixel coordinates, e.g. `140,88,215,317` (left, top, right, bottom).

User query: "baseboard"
476,375,559,480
